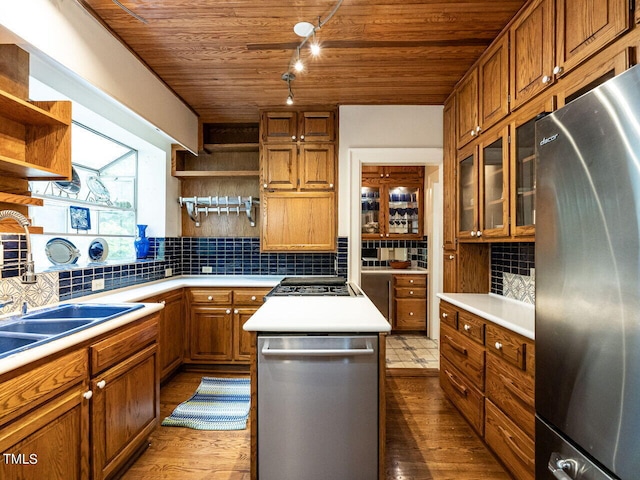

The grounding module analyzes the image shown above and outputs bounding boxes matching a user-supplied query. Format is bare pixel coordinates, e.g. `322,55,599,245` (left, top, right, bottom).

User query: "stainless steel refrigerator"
536,63,640,480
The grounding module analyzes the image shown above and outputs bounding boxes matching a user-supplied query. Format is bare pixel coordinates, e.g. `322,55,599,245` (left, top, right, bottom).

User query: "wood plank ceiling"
78,0,526,124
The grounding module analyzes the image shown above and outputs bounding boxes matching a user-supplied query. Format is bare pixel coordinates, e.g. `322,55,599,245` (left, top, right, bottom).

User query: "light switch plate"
202,266,213,273
165,268,173,277
92,278,105,291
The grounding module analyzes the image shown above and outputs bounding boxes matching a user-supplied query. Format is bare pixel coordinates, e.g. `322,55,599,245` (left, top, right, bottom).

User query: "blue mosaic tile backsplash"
0,235,349,301
361,238,428,268
490,242,535,295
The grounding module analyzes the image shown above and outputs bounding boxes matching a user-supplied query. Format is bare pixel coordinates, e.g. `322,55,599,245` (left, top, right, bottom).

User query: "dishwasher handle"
261,339,375,357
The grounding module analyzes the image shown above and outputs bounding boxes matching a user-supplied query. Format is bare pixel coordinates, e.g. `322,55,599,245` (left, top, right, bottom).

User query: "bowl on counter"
389,260,411,269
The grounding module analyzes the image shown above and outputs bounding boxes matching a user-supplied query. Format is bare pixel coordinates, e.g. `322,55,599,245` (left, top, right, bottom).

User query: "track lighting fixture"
282,0,343,104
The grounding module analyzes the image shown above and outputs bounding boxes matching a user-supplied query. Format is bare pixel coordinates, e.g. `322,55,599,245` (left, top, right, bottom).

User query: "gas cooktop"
268,277,358,297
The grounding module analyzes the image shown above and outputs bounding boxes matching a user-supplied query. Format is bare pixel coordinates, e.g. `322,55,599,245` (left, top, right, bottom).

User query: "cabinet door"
299,143,335,190
91,344,159,480
261,191,336,251
479,34,510,131
189,306,234,361
443,97,457,250
386,183,423,239
158,290,184,380
555,0,629,76
510,97,555,238
261,144,297,190
234,307,258,362
443,250,458,293
260,111,297,143
457,143,479,239
298,111,335,142
456,67,479,147
361,184,383,238
0,385,90,480
510,0,555,110
479,126,509,239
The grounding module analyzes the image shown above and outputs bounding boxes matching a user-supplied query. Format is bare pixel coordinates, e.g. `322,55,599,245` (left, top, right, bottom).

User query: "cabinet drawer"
233,288,270,306
394,298,426,329
485,399,535,480
486,354,535,438
394,275,427,287
439,302,458,329
188,288,233,304
90,316,158,375
0,349,87,427
440,324,485,390
458,310,485,345
486,323,528,371
440,356,484,435
394,287,426,299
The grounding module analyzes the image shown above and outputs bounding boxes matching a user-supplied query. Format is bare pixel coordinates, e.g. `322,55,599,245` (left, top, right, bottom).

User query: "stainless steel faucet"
0,210,37,284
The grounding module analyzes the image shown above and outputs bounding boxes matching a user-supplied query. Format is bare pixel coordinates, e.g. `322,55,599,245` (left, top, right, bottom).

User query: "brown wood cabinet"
186,287,270,364
438,300,535,480
0,349,89,480
142,289,184,382
0,313,160,480
457,124,509,241
361,166,424,240
392,274,427,331
260,109,337,251
90,316,160,480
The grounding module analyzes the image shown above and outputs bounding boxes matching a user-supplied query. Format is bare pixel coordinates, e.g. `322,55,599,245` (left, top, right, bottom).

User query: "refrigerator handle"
548,452,577,480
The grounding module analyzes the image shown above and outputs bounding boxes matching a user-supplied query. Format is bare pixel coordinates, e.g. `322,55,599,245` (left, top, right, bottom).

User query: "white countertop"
361,267,428,275
0,275,284,375
437,293,535,340
243,295,391,333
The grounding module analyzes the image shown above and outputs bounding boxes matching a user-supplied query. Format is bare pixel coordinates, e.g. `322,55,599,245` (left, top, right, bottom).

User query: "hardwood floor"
121,370,509,480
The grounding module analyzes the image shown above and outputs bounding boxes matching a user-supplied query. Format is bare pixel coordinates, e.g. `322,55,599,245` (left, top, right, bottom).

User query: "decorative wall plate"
54,167,81,194
88,238,109,262
87,176,110,202
45,238,80,265
69,205,91,230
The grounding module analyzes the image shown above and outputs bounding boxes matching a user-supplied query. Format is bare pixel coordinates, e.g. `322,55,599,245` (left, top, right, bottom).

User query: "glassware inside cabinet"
515,116,536,228
388,186,420,235
459,154,475,233
482,136,506,230
361,186,381,234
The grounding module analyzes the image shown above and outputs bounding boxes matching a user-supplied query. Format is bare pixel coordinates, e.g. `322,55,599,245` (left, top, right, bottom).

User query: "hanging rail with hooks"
178,196,260,227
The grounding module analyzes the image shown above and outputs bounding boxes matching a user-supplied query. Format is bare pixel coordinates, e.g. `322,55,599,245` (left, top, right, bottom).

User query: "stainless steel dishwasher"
257,334,379,480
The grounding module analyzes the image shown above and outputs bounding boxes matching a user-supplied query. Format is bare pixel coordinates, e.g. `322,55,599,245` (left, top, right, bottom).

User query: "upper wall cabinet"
457,35,509,148
555,0,630,77
260,111,335,143
510,0,556,110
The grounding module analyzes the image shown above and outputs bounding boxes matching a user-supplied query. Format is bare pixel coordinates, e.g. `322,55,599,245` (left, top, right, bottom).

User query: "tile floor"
386,334,439,369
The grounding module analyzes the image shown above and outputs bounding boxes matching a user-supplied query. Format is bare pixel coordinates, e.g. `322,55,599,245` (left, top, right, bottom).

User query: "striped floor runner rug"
162,377,250,430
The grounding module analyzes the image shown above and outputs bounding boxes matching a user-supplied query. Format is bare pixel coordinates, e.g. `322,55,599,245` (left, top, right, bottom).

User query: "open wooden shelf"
0,192,43,207
0,90,70,126
203,143,259,153
173,170,259,177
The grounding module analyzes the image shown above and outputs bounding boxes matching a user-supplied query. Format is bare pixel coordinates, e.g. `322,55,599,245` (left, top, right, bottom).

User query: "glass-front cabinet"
361,167,424,239
457,127,509,240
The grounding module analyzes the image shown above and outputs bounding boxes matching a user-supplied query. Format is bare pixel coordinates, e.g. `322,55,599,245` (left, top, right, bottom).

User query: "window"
29,122,138,266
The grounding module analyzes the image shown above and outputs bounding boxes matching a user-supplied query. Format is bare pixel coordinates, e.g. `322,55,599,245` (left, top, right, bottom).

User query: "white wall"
0,0,198,153
338,105,444,235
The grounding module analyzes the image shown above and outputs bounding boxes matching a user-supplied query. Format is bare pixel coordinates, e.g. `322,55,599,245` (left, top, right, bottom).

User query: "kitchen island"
243,290,390,480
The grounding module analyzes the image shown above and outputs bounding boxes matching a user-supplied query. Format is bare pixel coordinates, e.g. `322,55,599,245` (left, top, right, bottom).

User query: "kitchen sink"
0,319,95,335
22,304,143,320
0,335,41,355
0,303,145,359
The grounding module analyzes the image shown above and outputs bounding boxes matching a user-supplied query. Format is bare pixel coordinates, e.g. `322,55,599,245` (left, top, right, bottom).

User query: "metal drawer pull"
96,380,106,389
251,295,257,301
497,425,534,468
499,373,534,408
226,309,231,314
409,290,414,295
261,340,374,357
442,312,448,318
409,312,414,316
494,341,503,350
444,368,467,396
444,335,467,355
207,295,213,301
463,324,471,332
83,390,93,400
